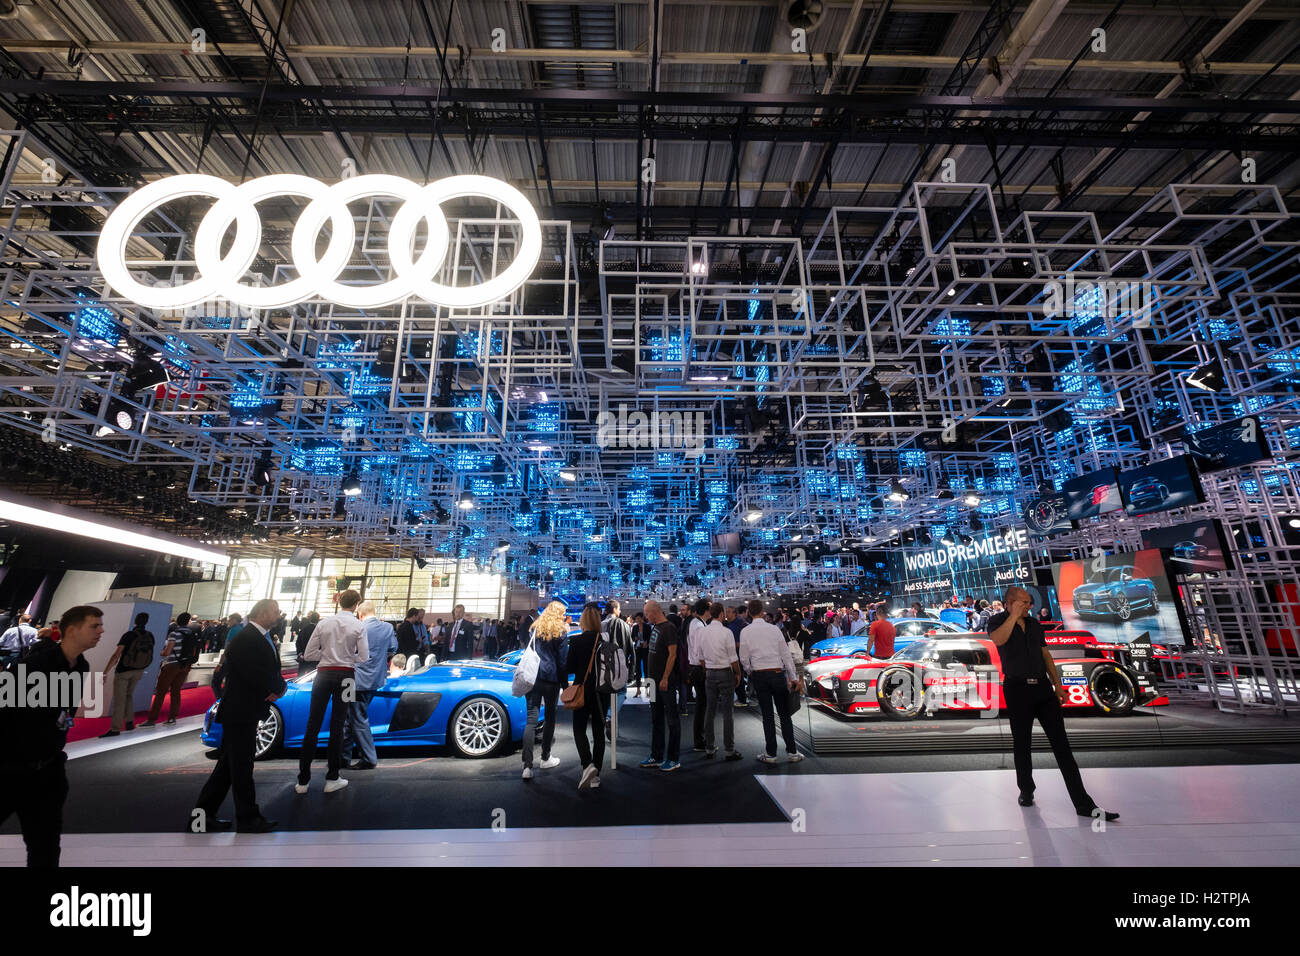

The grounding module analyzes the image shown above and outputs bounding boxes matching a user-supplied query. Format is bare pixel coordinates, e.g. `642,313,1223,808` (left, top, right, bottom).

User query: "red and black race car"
804,634,1167,718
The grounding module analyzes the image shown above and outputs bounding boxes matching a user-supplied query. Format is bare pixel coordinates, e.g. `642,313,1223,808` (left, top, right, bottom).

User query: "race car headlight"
818,675,836,689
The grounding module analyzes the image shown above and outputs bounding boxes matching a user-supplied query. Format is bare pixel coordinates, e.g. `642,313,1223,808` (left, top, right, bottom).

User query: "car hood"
804,657,877,679
1073,581,1120,595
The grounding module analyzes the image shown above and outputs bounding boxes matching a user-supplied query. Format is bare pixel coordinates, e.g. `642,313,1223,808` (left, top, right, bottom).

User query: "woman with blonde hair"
521,601,570,780
564,603,606,791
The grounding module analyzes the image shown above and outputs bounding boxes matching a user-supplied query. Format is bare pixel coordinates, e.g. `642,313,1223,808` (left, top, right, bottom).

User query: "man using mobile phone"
988,586,1118,821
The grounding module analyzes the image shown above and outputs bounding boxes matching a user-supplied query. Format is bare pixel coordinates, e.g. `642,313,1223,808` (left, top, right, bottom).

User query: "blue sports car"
1172,540,1209,560
201,658,529,760
1071,566,1160,621
809,617,964,659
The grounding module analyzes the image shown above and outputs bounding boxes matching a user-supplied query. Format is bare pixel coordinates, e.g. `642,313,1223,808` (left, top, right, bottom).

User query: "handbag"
512,634,540,697
560,637,597,711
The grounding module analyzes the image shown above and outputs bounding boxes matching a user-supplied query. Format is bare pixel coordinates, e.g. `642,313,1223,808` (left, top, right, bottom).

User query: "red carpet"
69,668,298,743
70,684,216,743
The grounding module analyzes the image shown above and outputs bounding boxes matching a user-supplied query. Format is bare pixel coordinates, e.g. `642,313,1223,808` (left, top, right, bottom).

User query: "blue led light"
228,380,264,409
73,295,119,342
900,449,928,468
835,442,860,461
715,436,739,450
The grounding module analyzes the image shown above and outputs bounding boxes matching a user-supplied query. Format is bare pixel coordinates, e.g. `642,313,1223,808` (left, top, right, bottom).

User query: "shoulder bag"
560,637,597,711
512,632,541,697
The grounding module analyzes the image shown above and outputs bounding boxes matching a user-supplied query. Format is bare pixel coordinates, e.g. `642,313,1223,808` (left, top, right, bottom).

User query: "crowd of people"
0,584,1115,868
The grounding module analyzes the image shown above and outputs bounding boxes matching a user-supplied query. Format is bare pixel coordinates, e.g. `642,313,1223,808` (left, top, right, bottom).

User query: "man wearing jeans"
699,603,742,760
640,601,682,772
345,601,396,771
739,599,802,764
297,590,368,794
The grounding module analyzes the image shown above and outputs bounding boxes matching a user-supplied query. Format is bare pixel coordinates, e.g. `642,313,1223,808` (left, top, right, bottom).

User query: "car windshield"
893,641,934,662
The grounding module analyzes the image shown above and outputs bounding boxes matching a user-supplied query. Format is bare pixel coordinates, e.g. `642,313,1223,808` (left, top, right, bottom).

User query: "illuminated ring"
96,174,237,310
99,173,542,310
389,174,542,309
195,174,354,310
290,174,448,310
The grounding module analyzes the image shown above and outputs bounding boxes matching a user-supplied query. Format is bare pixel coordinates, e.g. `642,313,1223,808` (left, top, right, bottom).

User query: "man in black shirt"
0,604,103,866
989,587,1118,821
640,600,682,771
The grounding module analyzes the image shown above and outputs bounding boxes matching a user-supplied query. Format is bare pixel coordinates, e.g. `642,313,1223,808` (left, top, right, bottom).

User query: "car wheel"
876,667,924,719
1149,591,1160,613
253,706,284,760
1114,595,1132,621
449,696,508,757
1088,665,1136,716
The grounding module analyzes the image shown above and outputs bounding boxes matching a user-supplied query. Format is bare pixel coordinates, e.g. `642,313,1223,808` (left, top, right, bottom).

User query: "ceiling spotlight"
659,549,673,561
458,490,475,510
1185,359,1225,393
253,449,273,488
123,353,170,393
791,531,803,542
494,540,510,552
690,258,708,276
341,471,362,496
333,496,347,518
940,532,955,546
415,556,429,570
518,497,532,515
887,480,910,502
558,456,578,482
745,506,763,523
963,492,981,506
434,504,451,523
969,514,984,531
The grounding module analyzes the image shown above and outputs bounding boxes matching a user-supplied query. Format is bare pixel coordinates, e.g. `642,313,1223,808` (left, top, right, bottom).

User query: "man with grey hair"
989,586,1118,821
193,598,284,833
342,600,397,771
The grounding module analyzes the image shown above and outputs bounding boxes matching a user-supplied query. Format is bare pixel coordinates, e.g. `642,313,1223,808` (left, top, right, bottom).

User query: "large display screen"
887,527,1054,613
1140,518,1232,573
1119,455,1204,515
1183,415,1270,472
1023,490,1073,536
1051,548,1186,645
1062,467,1122,521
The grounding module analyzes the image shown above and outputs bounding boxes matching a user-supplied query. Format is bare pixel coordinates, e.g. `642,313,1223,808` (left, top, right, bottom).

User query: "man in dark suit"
191,598,286,834
395,608,420,658
445,604,477,659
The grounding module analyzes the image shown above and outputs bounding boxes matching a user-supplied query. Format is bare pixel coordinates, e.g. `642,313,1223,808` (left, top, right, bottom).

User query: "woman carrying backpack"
564,604,605,791
521,601,569,781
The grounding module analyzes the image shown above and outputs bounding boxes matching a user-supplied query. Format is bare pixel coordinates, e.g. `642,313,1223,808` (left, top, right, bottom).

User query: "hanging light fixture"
888,480,910,502
458,490,475,510
341,471,362,496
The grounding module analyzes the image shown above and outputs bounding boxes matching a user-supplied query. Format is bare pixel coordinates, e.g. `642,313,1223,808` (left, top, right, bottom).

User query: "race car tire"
876,667,925,719
1088,665,1137,716
253,705,284,760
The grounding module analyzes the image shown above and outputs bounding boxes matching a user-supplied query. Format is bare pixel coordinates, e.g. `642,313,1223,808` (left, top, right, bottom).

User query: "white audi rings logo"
96,173,542,311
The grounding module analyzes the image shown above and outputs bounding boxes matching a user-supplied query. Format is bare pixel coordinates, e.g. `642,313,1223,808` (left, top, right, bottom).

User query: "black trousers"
522,678,560,767
650,673,682,761
751,670,797,756
632,647,648,685
0,754,68,867
689,664,707,748
299,668,351,783
1004,678,1095,813
572,693,606,770
196,718,260,825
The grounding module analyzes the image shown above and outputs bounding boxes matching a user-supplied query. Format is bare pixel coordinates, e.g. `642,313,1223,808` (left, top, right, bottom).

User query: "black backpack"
171,627,201,667
120,627,155,671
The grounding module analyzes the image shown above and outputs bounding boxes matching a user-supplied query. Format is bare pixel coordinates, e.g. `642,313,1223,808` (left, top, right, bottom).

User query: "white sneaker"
294,782,308,794
590,774,601,790
579,765,598,790
324,777,349,793
539,756,560,770
522,767,533,780
756,753,778,764
786,752,804,763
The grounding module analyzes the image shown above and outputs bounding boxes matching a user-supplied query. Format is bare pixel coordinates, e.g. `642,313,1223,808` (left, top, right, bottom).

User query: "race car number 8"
1068,685,1090,704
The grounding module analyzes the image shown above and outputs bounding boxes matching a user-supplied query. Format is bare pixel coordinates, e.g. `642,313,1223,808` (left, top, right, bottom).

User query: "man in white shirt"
848,609,869,636
298,589,368,794
738,599,803,764
698,603,742,760
446,605,476,659
686,598,710,751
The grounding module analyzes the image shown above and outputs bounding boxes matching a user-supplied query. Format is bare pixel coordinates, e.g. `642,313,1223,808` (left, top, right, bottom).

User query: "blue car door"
364,677,402,734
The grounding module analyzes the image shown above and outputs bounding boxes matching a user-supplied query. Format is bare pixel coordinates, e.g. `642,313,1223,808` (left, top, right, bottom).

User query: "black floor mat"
12,703,791,832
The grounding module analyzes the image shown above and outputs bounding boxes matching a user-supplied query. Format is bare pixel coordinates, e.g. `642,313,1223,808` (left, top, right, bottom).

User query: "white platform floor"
4,754,1299,866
